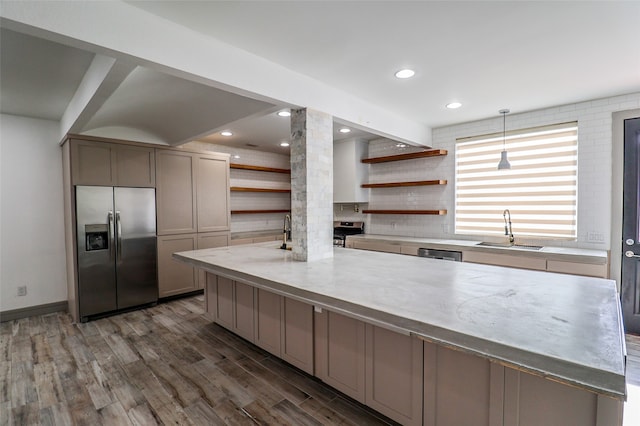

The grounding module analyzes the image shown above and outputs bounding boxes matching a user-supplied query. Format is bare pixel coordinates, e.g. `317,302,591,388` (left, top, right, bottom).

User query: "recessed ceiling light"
221,131,233,136
446,102,462,109
395,69,415,79
233,155,240,159
280,141,290,147
277,110,291,117
339,128,351,133
396,143,407,148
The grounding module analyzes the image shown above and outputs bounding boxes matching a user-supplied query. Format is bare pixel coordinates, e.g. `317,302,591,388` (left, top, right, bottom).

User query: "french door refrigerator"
76,186,157,320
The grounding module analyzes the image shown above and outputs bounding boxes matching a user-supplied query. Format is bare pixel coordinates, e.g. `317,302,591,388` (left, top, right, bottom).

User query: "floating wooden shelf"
361,149,448,164
230,163,291,174
231,209,291,215
361,180,447,188
362,209,447,215
230,187,291,193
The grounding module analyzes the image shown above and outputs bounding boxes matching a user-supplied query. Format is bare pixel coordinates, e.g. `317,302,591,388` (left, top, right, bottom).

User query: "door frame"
611,109,640,290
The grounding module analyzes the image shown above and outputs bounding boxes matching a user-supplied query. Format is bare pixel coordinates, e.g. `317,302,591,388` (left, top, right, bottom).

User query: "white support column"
290,108,334,262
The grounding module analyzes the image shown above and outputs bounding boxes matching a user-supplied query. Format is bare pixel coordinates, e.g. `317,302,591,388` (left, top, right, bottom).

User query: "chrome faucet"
281,214,292,249
284,214,292,240
503,209,514,245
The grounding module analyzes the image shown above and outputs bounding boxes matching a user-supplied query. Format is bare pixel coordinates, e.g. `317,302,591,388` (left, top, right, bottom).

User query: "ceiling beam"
0,1,431,147
59,54,135,142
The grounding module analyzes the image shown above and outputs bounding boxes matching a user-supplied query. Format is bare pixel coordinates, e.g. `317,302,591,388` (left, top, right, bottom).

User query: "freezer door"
114,187,158,308
76,186,117,317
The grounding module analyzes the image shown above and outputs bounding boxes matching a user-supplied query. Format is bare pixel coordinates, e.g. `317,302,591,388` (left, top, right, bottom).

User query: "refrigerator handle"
116,211,122,262
108,211,115,261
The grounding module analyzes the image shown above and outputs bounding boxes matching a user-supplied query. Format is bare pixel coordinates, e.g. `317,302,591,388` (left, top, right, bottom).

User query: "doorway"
622,117,640,334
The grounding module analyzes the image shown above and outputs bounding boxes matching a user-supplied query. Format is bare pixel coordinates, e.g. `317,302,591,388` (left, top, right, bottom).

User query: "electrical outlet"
587,232,605,242
17,286,27,297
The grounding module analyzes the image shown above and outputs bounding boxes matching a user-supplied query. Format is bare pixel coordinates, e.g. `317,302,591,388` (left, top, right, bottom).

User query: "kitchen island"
174,242,626,426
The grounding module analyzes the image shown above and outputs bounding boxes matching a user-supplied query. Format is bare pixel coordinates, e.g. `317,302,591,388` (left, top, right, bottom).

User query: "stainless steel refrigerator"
76,186,157,320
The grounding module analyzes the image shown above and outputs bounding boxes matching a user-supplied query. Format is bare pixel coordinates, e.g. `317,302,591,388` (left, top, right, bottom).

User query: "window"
455,122,578,239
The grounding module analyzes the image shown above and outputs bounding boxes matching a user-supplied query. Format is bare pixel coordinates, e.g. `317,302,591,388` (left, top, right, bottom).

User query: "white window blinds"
455,122,578,239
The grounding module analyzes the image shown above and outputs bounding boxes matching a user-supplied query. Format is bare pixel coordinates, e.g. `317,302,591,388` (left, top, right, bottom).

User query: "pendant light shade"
498,150,511,170
497,109,511,170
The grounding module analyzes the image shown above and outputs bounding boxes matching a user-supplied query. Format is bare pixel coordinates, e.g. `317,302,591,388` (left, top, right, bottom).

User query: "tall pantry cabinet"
62,136,231,322
156,149,230,297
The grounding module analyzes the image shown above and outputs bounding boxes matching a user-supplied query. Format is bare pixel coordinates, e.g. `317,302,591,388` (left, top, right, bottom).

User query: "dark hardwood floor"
0,295,397,425
2,295,639,425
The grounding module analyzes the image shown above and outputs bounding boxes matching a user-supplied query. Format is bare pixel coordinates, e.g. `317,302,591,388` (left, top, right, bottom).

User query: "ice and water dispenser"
85,224,109,251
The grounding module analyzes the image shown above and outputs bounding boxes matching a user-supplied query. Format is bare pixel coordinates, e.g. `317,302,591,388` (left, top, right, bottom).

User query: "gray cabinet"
156,150,197,235
70,139,155,187
206,274,314,375
157,234,197,298
365,325,423,426
315,310,366,402
156,150,230,236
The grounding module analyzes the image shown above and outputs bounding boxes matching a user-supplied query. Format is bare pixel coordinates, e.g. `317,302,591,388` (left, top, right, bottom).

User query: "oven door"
333,234,346,247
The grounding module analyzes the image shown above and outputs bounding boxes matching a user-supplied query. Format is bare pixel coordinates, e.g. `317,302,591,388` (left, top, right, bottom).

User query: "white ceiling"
1,1,639,153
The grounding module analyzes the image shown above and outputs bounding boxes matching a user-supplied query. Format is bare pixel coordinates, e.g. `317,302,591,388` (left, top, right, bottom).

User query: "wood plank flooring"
0,295,398,425
3,296,640,425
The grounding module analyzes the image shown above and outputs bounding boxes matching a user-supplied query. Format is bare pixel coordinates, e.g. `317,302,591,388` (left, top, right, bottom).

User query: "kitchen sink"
476,242,543,250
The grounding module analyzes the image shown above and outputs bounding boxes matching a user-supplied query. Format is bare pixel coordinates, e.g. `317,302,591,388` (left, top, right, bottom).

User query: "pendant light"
497,109,511,170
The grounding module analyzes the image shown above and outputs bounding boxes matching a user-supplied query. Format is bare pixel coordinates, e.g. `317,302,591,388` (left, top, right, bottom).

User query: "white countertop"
347,234,608,263
174,242,625,398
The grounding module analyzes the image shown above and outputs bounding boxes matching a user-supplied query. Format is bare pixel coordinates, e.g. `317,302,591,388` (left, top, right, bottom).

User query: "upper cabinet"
196,154,231,232
156,150,230,235
70,139,155,187
156,150,197,235
334,139,369,203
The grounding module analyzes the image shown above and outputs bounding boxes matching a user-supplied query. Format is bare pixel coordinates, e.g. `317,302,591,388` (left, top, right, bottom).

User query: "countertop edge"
347,234,608,264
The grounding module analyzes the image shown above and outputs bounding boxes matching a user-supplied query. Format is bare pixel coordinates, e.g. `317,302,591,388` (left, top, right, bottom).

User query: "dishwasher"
418,248,462,262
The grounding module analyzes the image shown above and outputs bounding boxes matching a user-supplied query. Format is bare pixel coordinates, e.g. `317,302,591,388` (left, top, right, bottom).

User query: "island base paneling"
314,310,366,403
206,273,314,375
202,269,623,426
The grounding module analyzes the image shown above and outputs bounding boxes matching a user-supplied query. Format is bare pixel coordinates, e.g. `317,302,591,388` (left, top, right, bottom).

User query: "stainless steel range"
333,221,365,247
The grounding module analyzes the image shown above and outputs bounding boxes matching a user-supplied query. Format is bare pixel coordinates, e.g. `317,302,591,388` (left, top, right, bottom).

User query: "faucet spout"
503,209,514,245
284,214,291,241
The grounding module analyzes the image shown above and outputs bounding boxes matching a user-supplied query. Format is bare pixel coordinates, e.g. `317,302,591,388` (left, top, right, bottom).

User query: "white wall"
0,114,67,312
367,93,640,250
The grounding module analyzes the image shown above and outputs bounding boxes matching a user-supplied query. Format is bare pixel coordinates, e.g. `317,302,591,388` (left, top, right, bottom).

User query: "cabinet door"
365,325,423,426
281,297,314,375
233,281,255,342
196,154,230,233
352,240,402,254
315,310,366,403
255,289,282,356
424,343,503,426
156,151,197,235
463,251,546,271
546,260,608,278
157,234,197,298
213,276,234,329
71,140,116,185
115,145,155,187
204,273,217,321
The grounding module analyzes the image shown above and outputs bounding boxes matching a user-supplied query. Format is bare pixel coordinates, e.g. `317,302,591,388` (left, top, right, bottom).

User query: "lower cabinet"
157,234,198,298
424,342,502,426
463,250,546,271
206,274,314,375
315,309,423,425
158,231,229,298
314,310,366,402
